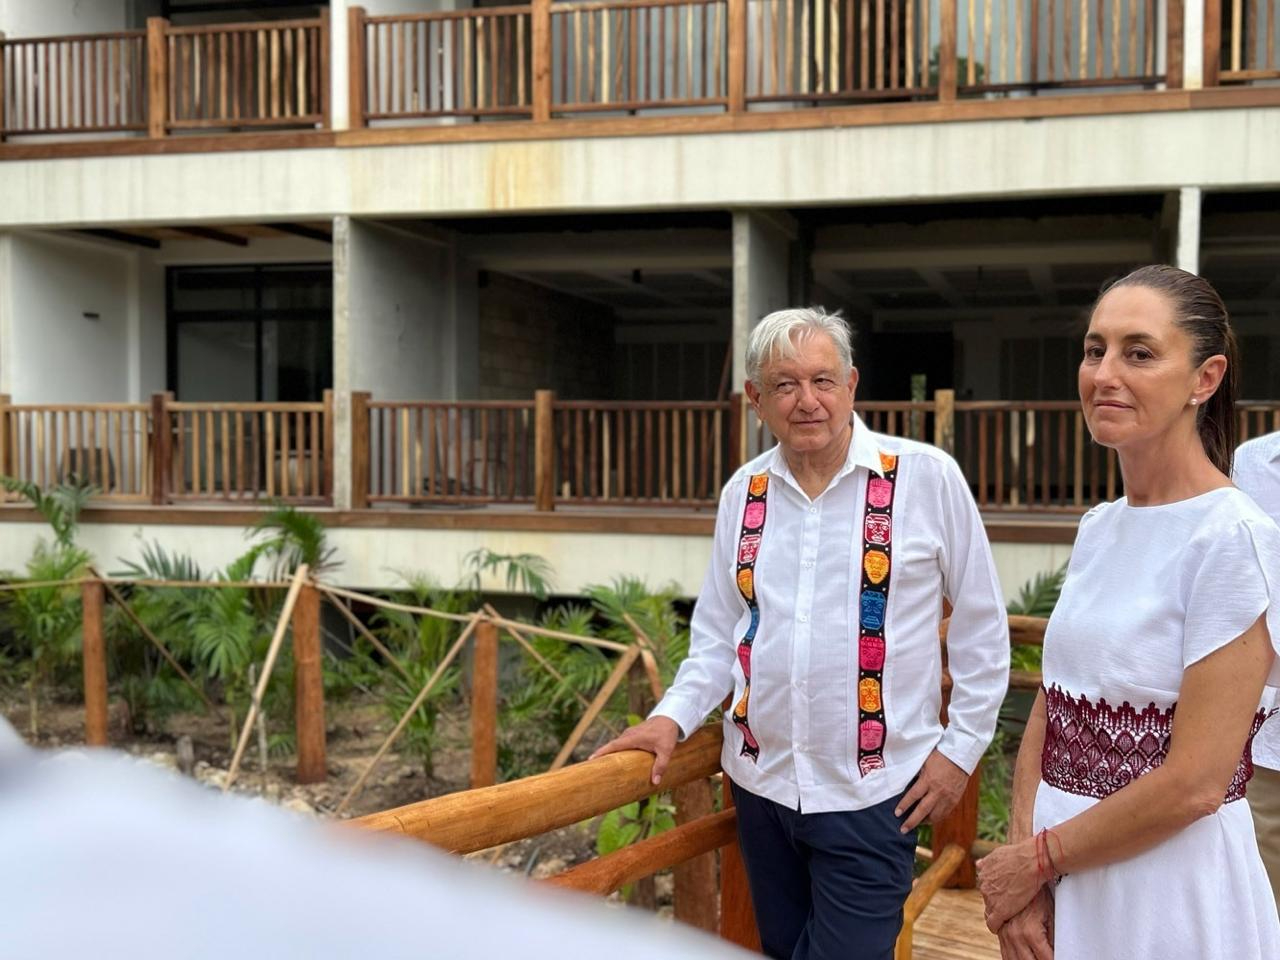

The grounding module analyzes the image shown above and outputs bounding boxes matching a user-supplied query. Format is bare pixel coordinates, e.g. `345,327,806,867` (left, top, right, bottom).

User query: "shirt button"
799,614,809,623
803,559,815,568
809,507,818,514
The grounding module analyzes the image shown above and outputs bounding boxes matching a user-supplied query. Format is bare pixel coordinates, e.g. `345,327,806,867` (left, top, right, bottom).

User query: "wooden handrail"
351,724,723,852
546,808,737,896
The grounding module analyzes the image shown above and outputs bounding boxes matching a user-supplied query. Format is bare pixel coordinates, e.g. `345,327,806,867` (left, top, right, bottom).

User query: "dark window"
166,264,332,402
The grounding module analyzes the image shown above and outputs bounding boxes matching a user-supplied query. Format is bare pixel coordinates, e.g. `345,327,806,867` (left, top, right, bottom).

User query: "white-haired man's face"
745,330,858,459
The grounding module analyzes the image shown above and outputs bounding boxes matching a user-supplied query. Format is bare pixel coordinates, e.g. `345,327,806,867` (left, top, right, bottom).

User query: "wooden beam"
147,17,169,138
77,229,161,250
351,724,724,853
174,225,250,247
546,809,737,897
268,221,333,243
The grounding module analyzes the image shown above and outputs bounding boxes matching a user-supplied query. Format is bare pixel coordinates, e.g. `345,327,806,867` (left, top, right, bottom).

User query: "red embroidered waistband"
1040,684,1267,804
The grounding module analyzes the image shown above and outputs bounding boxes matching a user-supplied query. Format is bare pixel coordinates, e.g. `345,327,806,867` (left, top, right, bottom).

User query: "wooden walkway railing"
0,393,333,505
0,15,328,139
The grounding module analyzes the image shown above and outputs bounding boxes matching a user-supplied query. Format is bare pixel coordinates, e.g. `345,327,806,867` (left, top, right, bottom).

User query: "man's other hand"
894,749,970,833
588,716,681,785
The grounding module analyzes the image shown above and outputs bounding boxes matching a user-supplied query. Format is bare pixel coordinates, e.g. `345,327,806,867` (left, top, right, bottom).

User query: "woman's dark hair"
1097,264,1238,475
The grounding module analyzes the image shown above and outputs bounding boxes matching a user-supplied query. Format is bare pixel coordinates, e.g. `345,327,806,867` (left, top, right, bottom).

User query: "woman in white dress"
977,265,1280,960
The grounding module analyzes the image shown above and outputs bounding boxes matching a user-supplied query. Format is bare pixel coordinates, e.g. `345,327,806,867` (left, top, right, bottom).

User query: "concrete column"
731,210,795,393
332,216,479,507
1183,0,1205,89
329,0,351,130
332,215,354,509
1176,186,1202,275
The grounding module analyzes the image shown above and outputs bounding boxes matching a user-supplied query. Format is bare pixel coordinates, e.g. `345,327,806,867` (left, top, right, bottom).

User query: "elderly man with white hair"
593,307,1009,960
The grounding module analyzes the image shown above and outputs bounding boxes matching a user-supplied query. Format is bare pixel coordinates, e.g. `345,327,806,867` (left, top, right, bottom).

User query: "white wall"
0,0,130,37
2,233,134,402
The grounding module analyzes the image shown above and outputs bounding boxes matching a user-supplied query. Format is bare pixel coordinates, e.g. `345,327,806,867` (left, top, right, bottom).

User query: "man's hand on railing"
589,716,681,786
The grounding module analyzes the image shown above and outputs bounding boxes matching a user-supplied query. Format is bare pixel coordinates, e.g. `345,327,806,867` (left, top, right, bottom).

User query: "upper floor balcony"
1,0,1277,156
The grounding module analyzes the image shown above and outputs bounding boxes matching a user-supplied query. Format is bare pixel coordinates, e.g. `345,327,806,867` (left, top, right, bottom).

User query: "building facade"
0,0,1276,594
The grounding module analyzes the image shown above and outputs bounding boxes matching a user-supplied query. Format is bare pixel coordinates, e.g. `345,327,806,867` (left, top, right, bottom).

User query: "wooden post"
674,779,718,931
150,391,172,506
318,7,332,129
627,657,658,910
351,390,371,510
727,0,747,112
719,774,762,950
0,393,11,478
531,0,552,121
0,33,7,142
321,389,335,504
347,6,367,129
534,389,555,512
293,583,326,784
932,389,955,455
470,619,499,789
1200,0,1219,87
938,0,958,100
82,579,109,747
146,18,169,138
1167,0,1186,88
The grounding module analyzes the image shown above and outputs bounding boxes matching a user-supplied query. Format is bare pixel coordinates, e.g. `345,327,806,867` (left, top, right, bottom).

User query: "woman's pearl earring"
1190,398,1199,406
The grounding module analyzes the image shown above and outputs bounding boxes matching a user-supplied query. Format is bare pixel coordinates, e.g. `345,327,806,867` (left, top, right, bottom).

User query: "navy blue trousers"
731,782,917,960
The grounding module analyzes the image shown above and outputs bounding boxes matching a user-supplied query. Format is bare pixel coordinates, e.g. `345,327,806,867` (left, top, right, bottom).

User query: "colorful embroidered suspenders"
729,455,900,775
731,473,769,760
857,452,898,776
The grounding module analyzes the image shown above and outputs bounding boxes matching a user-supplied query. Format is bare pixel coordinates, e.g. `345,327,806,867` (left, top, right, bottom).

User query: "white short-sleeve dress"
1034,487,1280,959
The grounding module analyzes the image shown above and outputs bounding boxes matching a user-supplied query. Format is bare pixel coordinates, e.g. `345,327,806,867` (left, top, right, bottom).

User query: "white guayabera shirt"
1233,431,1280,769
652,414,1010,813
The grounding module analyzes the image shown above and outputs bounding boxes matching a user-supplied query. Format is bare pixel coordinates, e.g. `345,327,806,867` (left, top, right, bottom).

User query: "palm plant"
0,478,96,737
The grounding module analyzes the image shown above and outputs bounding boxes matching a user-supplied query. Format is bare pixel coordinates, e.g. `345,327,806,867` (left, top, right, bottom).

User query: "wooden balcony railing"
0,394,333,506
355,396,538,505
1208,0,1280,82
349,0,1216,127
0,15,328,139
161,16,329,132
0,400,152,502
162,395,334,504
0,31,147,136
356,8,532,121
